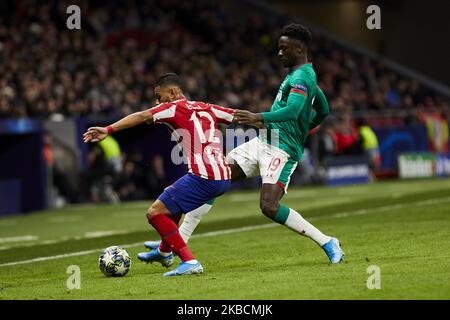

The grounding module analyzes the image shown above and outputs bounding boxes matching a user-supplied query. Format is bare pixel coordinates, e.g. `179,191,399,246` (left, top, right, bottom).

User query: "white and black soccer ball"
99,246,131,277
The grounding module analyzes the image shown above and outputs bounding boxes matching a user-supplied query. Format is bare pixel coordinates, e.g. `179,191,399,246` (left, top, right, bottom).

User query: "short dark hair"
280,23,312,47
155,73,182,88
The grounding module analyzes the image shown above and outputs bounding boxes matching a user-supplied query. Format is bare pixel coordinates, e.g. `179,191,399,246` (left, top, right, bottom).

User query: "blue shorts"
158,173,231,215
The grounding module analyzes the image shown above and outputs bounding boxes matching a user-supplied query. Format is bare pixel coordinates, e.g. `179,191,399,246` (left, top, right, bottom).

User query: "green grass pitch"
0,178,450,299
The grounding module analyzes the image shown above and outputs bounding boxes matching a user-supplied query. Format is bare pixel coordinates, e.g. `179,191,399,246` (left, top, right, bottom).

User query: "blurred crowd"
44,129,169,205
1,0,449,121
86,142,168,203
1,0,449,203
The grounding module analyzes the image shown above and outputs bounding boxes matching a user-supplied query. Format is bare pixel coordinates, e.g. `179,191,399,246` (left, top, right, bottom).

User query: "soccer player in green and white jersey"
145,23,344,264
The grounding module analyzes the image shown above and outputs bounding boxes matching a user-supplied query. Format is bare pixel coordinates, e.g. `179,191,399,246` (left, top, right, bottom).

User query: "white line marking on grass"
1,196,450,267
0,237,77,251
0,225,277,267
0,235,38,244
0,230,140,251
84,230,130,238
0,249,100,267
311,197,450,221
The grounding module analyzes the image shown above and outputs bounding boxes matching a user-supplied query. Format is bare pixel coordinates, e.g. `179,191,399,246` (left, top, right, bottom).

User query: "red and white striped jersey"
149,97,234,180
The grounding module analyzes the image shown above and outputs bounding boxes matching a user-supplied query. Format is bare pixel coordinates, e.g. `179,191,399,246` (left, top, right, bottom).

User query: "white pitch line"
0,224,279,268
0,230,139,251
1,196,450,268
0,235,39,244
0,249,101,267
84,230,129,238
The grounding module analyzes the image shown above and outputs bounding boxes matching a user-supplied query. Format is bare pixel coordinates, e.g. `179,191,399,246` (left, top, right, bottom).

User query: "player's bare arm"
83,110,153,143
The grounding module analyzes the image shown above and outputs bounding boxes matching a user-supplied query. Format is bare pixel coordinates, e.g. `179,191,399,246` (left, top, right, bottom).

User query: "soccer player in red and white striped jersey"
150,95,233,181
83,73,235,276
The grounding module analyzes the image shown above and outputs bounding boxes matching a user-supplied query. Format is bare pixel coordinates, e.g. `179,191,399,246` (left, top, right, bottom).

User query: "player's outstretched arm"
83,110,152,143
234,91,305,125
256,76,311,123
261,91,305,123
234,81,308,125
309,87,330,130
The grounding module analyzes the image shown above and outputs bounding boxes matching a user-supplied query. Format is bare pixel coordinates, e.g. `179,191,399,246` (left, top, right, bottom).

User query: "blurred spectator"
87,138,121,204
114,155,143,201
43,131,79,206
98,135,123,175
146,154,169,198
113,153,168,201
334,114,359,155
317,116,338,164
356,118,381,180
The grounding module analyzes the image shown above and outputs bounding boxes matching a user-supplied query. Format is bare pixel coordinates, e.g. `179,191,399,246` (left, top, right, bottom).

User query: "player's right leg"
257,141,344,263
137,199,175,267
138,177,205,276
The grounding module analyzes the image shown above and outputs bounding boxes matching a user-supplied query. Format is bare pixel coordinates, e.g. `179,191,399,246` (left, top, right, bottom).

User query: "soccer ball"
98,246,131,277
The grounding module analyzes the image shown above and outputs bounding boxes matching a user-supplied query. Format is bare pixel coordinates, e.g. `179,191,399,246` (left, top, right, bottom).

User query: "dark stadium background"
0,0,449,216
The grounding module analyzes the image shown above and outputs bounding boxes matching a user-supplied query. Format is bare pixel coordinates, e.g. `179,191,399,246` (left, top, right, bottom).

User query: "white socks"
285,208,331,246
157,248,172,257
179,203,213,243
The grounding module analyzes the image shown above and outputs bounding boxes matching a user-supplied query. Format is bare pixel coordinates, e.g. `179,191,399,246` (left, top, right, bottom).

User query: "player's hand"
83,127,108,143
234,110,263,125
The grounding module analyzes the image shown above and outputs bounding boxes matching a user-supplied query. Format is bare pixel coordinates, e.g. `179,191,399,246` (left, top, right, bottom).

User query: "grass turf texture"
0,178,449,299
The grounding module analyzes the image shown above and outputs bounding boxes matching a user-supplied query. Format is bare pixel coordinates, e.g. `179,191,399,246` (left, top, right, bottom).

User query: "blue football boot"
163,261,204,277
322,237,345,264
137,248,173,268
144,240,162,250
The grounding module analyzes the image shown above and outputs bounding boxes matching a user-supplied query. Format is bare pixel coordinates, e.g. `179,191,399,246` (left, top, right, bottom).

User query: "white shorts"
225,137,298,192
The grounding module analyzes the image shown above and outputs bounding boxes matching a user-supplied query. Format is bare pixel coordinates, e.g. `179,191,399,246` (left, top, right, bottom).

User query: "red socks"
158,240,172,253
158,214,181,253
149,214,195,262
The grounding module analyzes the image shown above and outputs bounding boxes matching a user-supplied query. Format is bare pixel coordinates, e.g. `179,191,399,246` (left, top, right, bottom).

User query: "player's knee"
146,210,154,223
146,200,171,222
260,201,279,218
146,204,160,222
